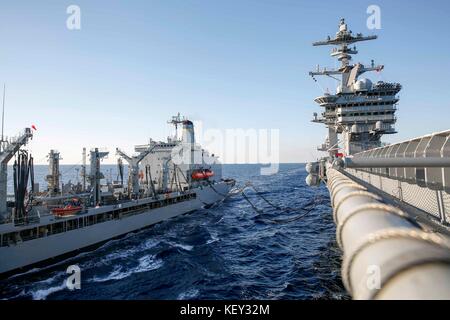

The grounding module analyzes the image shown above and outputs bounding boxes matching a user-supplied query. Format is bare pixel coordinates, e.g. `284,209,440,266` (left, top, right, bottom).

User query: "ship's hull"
0,181,233,278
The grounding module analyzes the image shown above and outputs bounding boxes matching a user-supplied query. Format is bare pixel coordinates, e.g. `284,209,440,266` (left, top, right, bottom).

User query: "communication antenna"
1,84,5,144
167,112,183,140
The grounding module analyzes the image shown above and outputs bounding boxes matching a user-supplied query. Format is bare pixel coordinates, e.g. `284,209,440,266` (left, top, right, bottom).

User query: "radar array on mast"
309,19,401,156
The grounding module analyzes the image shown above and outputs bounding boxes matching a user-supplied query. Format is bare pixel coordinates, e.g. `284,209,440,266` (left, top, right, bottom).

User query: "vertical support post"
89,148,108,205
82,147,86,192
46,150,61,196
0,162,7,220
437,190,447,224
94,149,100,205
398,180,403,201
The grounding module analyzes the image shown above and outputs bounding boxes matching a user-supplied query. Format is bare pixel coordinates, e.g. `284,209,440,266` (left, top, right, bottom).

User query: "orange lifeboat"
51,205,82,217
191,169,215,180
191,171,206,180
204,169,214,178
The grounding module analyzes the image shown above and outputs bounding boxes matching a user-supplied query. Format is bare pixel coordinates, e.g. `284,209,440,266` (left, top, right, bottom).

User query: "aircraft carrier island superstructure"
310,18,400,157
0,114,235,278
306,19,450,299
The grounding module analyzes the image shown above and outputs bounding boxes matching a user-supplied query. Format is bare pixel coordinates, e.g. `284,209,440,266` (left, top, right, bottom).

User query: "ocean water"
0,164,348,300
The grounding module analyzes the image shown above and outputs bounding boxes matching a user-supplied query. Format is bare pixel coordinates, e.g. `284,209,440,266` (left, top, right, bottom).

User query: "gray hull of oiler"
0,182,232,277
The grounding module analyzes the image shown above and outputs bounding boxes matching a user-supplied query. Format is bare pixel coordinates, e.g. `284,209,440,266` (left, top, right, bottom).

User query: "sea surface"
1,164,347,300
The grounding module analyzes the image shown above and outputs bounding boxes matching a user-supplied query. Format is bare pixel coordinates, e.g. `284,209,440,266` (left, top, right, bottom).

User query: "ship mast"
1,84,6,147
168,112,183,140
310,18,382,86
310,19,400,156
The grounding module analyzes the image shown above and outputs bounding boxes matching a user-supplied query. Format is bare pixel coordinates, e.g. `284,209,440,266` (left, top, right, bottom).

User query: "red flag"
31,125,37,131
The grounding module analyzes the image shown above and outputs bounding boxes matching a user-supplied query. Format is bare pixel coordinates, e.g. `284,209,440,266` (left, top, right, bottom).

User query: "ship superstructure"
0,115,234,277
306,19,450,300
134,114,223,195
310,19,401,156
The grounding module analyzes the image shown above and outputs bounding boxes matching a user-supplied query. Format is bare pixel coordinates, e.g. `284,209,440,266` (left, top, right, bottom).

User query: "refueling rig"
306,19,450,299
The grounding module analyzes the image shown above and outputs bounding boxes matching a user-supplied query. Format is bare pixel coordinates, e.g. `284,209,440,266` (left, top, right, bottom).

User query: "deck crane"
116,145,158,198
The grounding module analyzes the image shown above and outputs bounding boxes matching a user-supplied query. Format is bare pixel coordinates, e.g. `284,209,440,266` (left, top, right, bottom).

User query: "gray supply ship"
0,114,235,277
306,19,450,299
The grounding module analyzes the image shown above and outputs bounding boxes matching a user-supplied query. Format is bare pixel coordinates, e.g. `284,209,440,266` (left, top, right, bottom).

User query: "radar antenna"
167,112,185,140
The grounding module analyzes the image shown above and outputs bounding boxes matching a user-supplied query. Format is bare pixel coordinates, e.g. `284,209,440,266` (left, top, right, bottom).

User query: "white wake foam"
206,233,220,245
178,288,199,300
167,241,193,251
89,255,163,283
31,282,67,300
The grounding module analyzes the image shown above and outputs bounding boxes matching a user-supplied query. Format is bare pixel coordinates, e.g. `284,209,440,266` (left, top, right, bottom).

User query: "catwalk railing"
342,129,450,225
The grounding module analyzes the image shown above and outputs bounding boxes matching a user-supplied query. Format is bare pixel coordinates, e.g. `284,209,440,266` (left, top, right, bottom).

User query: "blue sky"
1,0,449,164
